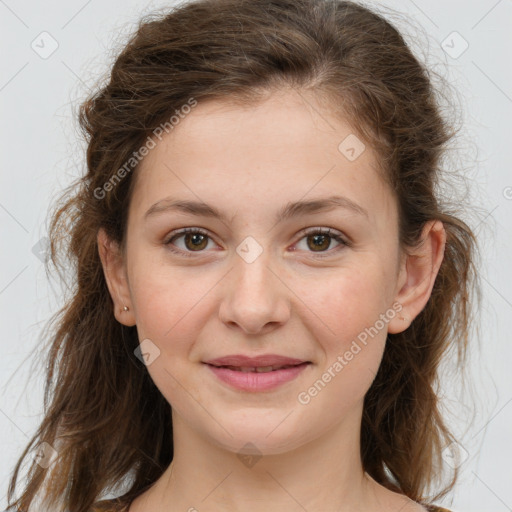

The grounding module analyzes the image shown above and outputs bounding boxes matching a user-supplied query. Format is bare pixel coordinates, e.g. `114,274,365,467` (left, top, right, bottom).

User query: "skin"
98,87,446,512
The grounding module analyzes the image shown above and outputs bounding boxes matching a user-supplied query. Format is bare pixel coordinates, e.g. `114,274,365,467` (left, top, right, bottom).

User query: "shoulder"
90,498,130,512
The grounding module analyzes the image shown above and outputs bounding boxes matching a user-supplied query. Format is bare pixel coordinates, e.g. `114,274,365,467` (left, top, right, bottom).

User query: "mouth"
203,361,311,392
205,362,310,373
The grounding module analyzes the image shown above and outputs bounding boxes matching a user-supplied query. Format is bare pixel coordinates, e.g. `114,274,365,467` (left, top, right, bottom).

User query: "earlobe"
388,220,446,334
97,228,136,327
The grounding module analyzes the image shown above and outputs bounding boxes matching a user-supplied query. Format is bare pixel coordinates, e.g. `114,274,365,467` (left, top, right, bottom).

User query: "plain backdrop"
1,1,511,511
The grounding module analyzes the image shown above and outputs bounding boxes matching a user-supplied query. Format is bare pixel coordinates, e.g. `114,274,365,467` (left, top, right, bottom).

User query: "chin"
207,420,312,457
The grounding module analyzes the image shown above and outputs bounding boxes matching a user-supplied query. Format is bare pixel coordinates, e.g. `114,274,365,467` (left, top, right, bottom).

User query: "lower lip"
205,362,310,392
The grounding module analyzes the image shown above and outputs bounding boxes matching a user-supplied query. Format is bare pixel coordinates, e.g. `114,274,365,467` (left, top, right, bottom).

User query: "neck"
131,401,398,512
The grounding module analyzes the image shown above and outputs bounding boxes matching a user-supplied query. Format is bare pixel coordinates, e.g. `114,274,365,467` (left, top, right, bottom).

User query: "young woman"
6,0,478,511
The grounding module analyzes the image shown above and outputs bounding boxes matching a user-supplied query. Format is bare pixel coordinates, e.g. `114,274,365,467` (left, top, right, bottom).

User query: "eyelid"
296,226,350,246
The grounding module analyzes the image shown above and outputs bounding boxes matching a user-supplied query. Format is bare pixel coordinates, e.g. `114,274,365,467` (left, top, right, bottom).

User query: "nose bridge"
233,233,273,282
235,244,273,294
219,237,289,333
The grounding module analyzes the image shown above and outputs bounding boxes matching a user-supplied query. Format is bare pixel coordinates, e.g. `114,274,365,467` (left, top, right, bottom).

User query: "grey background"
1,1,511,511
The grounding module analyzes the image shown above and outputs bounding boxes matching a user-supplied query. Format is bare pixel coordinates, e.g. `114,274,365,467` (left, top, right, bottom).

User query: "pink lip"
203,354,311,392
206,363,310,392
204,354,308,367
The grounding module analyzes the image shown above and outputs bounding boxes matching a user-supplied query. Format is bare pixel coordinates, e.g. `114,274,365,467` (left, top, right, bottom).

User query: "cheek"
129,254,214,342
298,265,392,395
304,264,391,342
128,264,210,408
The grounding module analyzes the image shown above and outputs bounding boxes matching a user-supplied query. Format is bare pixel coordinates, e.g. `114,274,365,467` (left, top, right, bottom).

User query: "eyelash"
163,227,350,259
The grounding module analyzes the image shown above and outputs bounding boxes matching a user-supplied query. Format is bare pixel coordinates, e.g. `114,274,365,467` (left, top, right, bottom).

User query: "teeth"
256,366,274,373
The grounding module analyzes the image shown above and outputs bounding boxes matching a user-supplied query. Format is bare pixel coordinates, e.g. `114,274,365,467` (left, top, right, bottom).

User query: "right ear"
97,227,136,326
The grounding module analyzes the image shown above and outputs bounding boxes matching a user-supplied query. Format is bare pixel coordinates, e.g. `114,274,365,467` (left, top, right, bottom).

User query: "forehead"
129,89,397,230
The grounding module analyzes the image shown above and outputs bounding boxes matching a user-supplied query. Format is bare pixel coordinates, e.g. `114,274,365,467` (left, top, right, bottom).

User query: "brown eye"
182,232,209,251
306,233,332,252
165,228,214,256
294,228,349,258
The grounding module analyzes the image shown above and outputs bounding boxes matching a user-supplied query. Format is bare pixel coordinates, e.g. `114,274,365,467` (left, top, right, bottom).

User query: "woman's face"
112,88,409,455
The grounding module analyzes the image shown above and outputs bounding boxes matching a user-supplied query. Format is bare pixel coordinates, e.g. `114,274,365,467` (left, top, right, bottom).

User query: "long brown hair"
7,0,480,510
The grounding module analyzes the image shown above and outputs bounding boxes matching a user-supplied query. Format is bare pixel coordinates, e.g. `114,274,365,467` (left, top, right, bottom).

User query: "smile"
204,362,310,392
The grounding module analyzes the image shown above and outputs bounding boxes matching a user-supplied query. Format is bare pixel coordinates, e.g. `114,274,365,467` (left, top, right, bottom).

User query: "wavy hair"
7,0,480,510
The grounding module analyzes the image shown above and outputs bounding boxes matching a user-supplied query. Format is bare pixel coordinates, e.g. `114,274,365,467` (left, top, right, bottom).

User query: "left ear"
388,220,446,334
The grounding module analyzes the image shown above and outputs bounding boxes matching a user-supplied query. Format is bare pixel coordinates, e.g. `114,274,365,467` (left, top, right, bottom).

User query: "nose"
218,248,290,335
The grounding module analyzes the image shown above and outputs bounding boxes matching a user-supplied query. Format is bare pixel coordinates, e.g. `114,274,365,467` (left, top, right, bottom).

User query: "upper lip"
203,355,310,367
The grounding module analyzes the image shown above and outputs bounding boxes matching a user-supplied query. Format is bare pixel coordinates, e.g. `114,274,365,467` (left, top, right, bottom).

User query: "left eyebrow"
144,194,369,223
